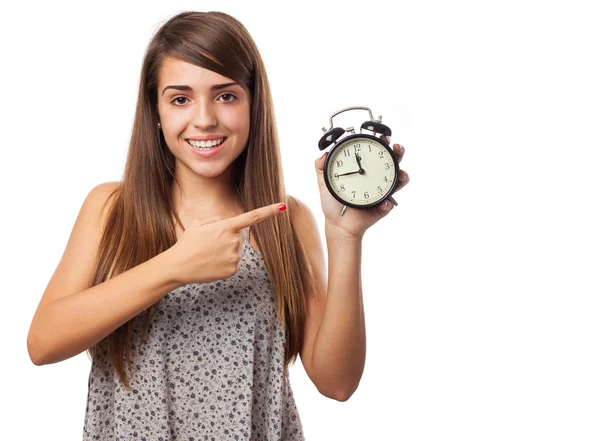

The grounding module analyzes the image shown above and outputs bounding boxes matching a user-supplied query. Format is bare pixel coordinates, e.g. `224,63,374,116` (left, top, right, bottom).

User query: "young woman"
26,10,409,440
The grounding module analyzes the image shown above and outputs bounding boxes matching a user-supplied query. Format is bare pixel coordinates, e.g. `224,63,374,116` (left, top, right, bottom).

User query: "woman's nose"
193,100,218,129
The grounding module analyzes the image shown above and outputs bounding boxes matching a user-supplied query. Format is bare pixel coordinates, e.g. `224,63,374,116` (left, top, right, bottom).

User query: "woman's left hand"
314,135,410,239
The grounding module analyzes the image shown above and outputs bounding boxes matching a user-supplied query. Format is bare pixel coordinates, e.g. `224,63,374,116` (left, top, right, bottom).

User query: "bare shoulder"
93,180,121,204
287,195,322,247
89,181,121,230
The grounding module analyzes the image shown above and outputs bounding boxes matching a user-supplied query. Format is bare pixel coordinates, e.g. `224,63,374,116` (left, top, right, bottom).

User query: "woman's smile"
186,137,228,158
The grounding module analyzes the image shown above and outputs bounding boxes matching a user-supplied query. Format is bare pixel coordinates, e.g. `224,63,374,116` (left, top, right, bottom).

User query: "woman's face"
156,56,251,180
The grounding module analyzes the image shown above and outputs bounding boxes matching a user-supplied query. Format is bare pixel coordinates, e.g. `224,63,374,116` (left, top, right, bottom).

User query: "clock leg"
388,196,398,206
340,205,348,216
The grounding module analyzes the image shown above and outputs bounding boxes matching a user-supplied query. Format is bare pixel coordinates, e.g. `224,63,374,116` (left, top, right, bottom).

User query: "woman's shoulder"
286,194,311,219
286,194,321,247
93,181,122,194
87,181,122,225
94,180,122,200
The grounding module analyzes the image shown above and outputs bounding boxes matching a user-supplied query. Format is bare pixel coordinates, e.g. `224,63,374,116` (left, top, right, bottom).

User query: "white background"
2,0,599,440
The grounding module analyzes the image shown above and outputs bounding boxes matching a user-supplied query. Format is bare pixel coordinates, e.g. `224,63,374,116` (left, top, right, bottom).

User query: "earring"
158,122,162,129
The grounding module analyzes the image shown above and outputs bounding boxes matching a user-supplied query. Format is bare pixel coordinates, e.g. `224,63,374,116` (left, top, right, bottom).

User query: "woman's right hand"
167,202,287,285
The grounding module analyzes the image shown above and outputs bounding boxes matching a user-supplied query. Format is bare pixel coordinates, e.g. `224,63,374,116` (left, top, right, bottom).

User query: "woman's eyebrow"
161,82,239,96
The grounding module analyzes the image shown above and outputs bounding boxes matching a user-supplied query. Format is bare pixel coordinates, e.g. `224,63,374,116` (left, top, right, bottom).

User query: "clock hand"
337,170,361,177
336,154,367,178
354,152,364,172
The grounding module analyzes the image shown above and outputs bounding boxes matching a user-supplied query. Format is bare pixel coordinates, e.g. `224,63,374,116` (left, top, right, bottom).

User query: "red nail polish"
278,203,287,211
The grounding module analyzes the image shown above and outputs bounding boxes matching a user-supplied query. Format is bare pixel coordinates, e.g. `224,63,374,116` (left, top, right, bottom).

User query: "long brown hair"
86,11,318,389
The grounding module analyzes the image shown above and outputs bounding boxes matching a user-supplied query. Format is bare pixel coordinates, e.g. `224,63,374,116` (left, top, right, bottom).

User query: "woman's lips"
187,137,227,158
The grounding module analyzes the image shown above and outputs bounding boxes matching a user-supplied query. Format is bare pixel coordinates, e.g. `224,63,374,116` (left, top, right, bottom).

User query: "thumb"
315,151,328,173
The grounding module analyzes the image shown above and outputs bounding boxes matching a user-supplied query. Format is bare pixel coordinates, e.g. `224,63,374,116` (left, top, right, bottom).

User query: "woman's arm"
301,137,407,400
310,222,366,401
27,183,181,366
28,251,181,366
291,196,366,402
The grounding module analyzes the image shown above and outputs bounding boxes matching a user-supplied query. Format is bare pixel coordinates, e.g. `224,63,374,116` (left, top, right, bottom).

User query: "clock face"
325,134,398,207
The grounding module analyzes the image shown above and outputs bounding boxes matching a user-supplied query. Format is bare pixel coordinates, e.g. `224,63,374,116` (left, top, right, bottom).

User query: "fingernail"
278,203,287,211
320,151,327,159
382,201,391,211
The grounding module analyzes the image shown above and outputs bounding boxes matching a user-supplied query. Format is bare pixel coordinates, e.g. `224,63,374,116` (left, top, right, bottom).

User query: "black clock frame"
323,133,400,209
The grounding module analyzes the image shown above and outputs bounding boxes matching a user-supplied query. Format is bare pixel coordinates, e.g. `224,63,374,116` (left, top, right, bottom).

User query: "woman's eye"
170,93,237,106
171,96,189,106
219,93,237,103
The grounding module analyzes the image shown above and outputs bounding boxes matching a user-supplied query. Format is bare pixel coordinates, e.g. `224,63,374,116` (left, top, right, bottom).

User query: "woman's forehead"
158,57,235,91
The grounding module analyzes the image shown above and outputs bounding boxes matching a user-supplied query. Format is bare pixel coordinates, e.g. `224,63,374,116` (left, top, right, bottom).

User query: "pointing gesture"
225,203,288,233
167,203,287,285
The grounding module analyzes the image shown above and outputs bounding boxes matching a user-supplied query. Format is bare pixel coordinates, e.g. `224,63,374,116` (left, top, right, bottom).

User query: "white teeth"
188,138,225,149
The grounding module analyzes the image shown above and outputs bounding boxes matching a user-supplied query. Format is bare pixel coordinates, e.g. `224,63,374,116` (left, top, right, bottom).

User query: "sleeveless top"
82,235,305,440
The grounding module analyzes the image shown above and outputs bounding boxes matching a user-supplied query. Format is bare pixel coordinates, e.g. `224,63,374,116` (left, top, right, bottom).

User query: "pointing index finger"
226,203,287,232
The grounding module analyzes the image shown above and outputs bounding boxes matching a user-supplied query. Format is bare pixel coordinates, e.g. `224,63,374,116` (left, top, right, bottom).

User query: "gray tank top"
82,235,305,440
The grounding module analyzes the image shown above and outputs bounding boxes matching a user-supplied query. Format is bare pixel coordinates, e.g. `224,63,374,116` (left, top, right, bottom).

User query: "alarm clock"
318,106,399,216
